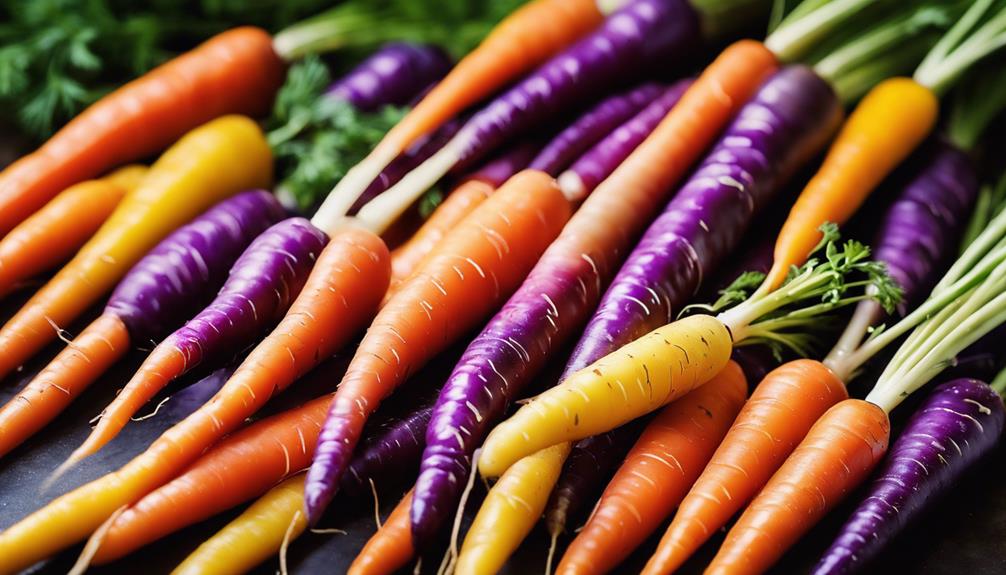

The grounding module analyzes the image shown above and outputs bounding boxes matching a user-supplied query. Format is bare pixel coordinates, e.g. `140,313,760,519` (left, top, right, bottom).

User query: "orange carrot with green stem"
0,228,389,574
310,0,606,225
554,362,747,575
0,115,273,381
0,27,283,237
304,170,571,522
0,167,143,298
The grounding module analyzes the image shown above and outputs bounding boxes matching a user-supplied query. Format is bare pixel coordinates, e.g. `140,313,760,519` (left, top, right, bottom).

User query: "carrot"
0,166,145,297
705,399,890,575
101,165,149,191
91,393,332,563
641,359,847,574
386,179,493,297
348,489,416,575
173,474,309,575
0,115,273,381
314,0,603,224
0,27,283,237
455,443,572,575
557,361,747,575
304,170,571,522
0,229,389,573
761,78,939,291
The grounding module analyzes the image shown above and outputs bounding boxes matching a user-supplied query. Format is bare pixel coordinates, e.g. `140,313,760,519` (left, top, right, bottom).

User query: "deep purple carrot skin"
105,190,286,344
545,418,649,536
340,404,434,497
814,379,1005,575
465,142,542,188
564,66,842,377
528,83,664,176
152,217,329,371
327,42,451,111
559,79,693,198
873,140,978,313
451,0,702,168
350,118,464,213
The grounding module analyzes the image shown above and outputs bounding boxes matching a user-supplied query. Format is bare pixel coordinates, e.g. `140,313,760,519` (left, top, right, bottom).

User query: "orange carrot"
642,359,848,575
0,168,143,297
705,399,890,575
0,228,389,573
0,27,284,236
0,315,130,458
91,393,332,563
348,489,416,575
761,78,939,290
305,170,571,521
387,179,494,297
101,165,149,191
557,362,747,575
314,0,602,224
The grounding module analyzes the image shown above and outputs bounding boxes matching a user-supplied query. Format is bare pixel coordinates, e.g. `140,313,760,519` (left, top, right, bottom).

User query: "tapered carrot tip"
348,490,415,575
707,399,889,575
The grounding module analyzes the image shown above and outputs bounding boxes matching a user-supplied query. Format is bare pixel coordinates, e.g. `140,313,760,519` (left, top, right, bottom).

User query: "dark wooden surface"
0,135,1005,575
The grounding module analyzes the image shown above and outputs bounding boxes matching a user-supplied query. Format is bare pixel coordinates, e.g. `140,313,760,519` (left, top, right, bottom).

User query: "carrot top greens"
689,223,901,358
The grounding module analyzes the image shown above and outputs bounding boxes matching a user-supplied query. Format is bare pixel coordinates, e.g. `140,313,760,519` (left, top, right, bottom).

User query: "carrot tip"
43,451,86,493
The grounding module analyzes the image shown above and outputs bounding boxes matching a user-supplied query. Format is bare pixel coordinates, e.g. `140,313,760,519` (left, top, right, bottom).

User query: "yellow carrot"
479,314,732,477
173,474,308,575
456,443,572,575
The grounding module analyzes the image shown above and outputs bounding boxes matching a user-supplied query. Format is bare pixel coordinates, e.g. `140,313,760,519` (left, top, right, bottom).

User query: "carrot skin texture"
644,359,846,575
387,180,493,293
763,77,939,290
558,79,692,199
450,0,701,170
77,217,326,460
0,27,283,236
103,190,288,343
306,170,571,522
528,82,664,176
564,65,840,380
557,362,747,575
0,191,284,457
0,180,127,297
0,115,273,380
457,443,572,575
815,380,1005,575
327,43,450,111
707,399,891,575
0,229,389,573
479,314,733,477
98,399,434,563
172,474,309,575
348,489,416,575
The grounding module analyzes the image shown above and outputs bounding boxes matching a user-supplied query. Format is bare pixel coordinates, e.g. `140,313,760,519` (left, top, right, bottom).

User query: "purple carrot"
65,216,329,465
814,379,1005,575
528,83,665,176
345,0,705,233
327,43,451,112
824,140,978,366
340,404,435,497
407,66,840,547
564,66,841,380
544,418,650,536
0,191,285,459
465,142,543,188
558,79,693,200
